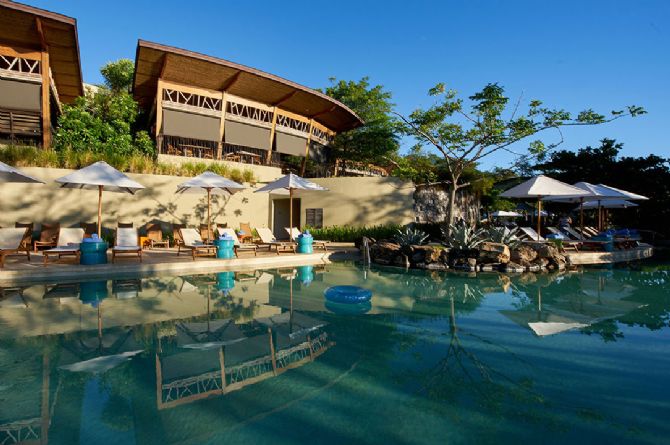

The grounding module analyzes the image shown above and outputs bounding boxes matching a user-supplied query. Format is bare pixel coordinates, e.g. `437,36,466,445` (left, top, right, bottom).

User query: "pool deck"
566,243,654,265
0,244,359,284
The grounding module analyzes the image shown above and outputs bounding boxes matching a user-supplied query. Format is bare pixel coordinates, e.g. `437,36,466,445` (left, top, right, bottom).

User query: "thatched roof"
0,0,84,103
133,40,363,133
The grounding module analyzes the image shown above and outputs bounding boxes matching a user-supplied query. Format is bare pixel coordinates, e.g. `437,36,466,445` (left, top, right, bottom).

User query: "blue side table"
297,232,313,254
214,236,235,259
80,239,108,265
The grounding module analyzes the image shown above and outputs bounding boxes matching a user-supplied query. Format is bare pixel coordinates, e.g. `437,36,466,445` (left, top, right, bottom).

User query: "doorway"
272,198,301,239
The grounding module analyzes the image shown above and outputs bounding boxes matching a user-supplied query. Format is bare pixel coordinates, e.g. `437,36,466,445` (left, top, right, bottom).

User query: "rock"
511,245,537,264
371,241,401,265
480,264,500,272
504,261,525,273
467,258,477,268
424,262,448,271
478,242,511,264
410,245,442,264
526,264,541,272
394,254,410,268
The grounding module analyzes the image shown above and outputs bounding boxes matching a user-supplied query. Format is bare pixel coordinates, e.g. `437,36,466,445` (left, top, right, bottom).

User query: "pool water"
0,261,669,444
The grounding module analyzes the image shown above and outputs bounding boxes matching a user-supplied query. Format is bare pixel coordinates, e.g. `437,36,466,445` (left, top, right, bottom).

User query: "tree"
54,59,154,156
396,83,645,230
100,59,135,93
322,77,399,173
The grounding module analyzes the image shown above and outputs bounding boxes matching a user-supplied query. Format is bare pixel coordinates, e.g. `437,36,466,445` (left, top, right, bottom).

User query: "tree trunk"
445,174,460,233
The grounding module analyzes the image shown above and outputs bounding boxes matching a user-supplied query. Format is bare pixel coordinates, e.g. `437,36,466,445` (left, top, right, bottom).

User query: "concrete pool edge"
0,251,341,284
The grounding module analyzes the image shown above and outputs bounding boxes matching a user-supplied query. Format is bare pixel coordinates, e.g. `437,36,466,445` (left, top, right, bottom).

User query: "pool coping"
0,251,337,285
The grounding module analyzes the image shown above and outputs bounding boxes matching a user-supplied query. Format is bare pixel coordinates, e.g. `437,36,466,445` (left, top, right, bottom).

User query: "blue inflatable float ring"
325,300,372,315
324,285,372,304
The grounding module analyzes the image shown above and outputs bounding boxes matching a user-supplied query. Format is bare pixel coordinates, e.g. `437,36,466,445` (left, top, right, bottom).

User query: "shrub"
393,227,429,247
306,224,403,243
442,221,486,250
482,226,521,249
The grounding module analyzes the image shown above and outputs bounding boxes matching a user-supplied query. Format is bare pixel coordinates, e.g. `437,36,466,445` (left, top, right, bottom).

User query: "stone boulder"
410,245,443,264
510,245,538,266
478,242,511,264
370,241,401,265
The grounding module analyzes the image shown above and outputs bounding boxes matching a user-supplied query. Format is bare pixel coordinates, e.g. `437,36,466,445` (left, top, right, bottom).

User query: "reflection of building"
133,40,362,175
0,1,83,148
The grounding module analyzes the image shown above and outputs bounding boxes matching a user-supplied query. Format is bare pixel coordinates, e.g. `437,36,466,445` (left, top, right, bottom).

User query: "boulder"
504,261,525,273
410,245,442,264
370,241,401,265
478,242,511,264
510,245,537,264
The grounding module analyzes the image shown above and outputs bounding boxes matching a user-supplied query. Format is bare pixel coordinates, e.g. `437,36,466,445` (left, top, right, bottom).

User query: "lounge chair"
43,228,85,266
199,224,215,242
15,222,33,254
172,223,185,247
112,227,142,263
518,227,545,242
545,227,580,252
239,222,254,243
117,222,133,228
146,224,169,248
80,222,97,238
34,223,59,252
256,228,296,254
0,227,31,268
285,227,329,251
583,226,600,237
178,228,216,260
215,227,258,257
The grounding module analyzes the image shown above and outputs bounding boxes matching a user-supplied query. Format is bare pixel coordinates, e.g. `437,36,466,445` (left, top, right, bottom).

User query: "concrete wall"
157,154,282,182
0,167,415,232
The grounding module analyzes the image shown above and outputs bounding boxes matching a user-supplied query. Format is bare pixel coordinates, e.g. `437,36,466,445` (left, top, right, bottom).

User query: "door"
272,198,301,239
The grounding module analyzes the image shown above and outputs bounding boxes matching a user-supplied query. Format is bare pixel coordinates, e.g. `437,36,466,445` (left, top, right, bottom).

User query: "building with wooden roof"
133,40,363,174
0,0,83,148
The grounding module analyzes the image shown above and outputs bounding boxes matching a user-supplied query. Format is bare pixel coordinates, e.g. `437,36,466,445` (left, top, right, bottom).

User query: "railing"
159,134,281,166
0,108,41,143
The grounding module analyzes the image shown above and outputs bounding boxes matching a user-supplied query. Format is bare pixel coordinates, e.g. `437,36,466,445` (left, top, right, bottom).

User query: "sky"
27,0,670,169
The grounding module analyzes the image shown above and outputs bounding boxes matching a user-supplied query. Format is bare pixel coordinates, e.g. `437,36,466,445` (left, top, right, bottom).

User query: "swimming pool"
1,261,668,444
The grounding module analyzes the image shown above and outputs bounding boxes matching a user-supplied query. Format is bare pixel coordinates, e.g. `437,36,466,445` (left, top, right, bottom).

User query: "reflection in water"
0,262,668,444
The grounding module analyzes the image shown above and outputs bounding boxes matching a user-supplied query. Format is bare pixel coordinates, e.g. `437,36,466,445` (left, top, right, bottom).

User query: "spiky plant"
393,227,429,248
442,221,485,250
483,226,521,249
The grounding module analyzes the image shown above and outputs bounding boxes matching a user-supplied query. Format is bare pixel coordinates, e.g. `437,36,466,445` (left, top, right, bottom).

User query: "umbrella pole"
537,198,542,241
289,188,293,241
207,188,211,242
97,185,103,238
580,198,584,235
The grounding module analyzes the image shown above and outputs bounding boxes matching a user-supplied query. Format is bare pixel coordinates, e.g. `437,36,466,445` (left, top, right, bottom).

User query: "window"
305,208,323,228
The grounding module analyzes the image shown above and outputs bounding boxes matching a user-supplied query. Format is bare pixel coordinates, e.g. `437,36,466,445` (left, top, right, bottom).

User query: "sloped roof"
133,40,363,133
0,0,84,103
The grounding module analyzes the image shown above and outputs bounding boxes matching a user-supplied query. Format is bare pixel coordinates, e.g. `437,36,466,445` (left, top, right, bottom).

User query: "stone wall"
413,184,480,224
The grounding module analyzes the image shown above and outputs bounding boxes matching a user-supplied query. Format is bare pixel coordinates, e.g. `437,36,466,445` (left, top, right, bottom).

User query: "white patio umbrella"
597,184,649,201
500,175,589,240
254,173,328,240
577,199,638,210
55,161,145,237
176,171,246,240
0,161,45,184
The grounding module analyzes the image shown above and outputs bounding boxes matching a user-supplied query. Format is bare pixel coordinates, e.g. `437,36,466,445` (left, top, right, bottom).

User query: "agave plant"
393,227,429,247
483,226,521,249
442,221,486,250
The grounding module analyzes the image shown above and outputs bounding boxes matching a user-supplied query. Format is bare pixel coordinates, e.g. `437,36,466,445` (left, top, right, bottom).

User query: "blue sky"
29,0,670,169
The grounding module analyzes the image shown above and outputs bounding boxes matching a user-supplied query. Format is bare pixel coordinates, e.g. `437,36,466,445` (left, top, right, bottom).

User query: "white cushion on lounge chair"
562,226,586,241
519,227,545,242
0,228,28,250
46,228,84,253
114,228,140,249
216,227,257,250
285,227,329,244
180,228,206,247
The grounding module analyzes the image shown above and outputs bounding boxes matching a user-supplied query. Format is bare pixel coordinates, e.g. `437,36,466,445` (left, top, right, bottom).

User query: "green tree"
396,83,645,230
322,77,399,173
100,59,135,93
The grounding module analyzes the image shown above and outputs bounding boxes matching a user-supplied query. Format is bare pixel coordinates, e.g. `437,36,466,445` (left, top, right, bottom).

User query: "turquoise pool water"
0,261,669,444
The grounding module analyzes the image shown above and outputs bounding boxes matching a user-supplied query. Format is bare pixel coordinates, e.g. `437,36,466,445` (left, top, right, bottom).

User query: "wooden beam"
160,79,222,99
218,347,226,392
272,90,298,106
275,107,311,124
35,18,48,51
155,78,164,152
300,119,314,176
310,105,336,118
217,92,228,160
0,44,42,60
220,71,242,91
40,49,51,149
159,53,169,78
266,106,278,165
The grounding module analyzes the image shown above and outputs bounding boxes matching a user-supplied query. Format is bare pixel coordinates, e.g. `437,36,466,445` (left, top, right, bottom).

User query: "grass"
0,145,257,183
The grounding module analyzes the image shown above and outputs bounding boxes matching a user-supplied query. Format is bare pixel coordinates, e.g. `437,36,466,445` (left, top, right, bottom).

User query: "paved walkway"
0,243,359,284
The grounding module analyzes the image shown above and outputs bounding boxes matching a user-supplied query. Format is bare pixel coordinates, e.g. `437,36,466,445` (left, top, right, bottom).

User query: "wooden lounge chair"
178,228,216,260
562,226,587,241
0,227,31,268
172,223,185,247
43,228,85,266
112,227,142,263
285,227,329,251
80,222,97,238
256,228,296,254
146,224,169,248
583,226,600,237
15,222,33,254
545,227,580,252
117,222,133,228
518,227,545,242
199,224,215,242
34,223,59,252
216,227,258,257
238,222,254,243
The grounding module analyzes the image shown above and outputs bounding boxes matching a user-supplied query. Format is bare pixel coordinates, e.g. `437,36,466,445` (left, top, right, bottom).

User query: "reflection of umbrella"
59,350,143,373
55,161,145,237
501,175,588,240
255,173,328,240
0,161,44,183
176,171,246,240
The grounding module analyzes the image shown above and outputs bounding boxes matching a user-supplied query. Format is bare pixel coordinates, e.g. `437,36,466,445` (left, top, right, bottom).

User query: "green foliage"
442,221,486,250
305,224,403,243
54,59,154,157
0,145,256,182
393,227,429,247
322,77,400,168
483,226,521,249
100,59,135,93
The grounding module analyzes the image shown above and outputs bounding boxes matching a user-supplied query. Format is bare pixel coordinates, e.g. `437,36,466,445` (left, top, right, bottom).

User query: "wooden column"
266,107,278,165
155,79,164,153
300,119,314,176
217,92,228,160
40,50,51,149
218,347,226,393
